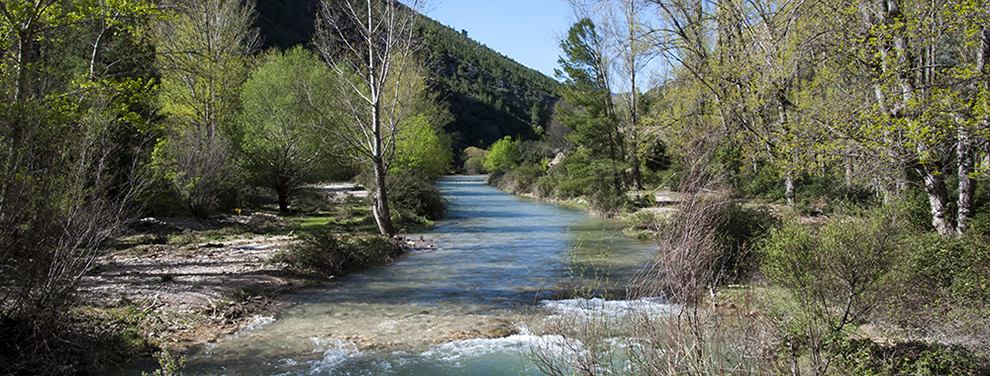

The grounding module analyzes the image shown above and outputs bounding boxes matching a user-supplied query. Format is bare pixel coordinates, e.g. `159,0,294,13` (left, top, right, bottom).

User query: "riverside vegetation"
3,0,990,374
0,0,454,374
475,0,990,373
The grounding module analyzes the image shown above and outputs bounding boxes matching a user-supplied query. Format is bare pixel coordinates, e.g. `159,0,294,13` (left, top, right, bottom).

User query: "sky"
425,0,575,80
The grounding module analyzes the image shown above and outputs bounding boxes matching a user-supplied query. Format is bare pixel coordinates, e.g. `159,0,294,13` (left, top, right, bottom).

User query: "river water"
142,175,656,375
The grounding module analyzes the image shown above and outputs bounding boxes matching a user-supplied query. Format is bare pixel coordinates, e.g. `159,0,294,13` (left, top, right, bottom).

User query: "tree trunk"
371,92,396,236
277,180,290,214
373,159,395,236
631,156,643,190
978,26,989,222
15,30,35,101
785,173,796,207
917,164,953,236
957,126,974,235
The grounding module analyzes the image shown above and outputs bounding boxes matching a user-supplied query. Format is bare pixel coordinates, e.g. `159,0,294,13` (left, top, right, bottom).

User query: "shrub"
901,234,990,305
460,146,487,174
879,232,990,349
483,136,521,172
533,175,555,198
501,163,544,194
245,213,283,234
760,210,898,374
714,203,776,283
276,226,404,276
588,182,627,217
518,139,555,165
836,339,990,375
388,174,447,221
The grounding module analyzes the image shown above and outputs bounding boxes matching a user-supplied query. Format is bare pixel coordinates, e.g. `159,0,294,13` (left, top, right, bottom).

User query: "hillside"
253,0,561,150
415,18,561,150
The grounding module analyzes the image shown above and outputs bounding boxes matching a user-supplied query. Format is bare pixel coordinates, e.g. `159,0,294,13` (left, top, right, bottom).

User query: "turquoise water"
128,175,656,375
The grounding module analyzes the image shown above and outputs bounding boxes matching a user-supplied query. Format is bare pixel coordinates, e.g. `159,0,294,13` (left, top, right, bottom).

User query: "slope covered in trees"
251,0,562,150
415,18,561,150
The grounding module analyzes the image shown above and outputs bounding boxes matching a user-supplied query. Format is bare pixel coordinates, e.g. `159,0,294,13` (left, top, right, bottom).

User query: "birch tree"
314,0,424,236
841,0,987,236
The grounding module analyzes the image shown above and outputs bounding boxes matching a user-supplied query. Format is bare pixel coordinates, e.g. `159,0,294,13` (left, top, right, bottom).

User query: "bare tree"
314,0,425,236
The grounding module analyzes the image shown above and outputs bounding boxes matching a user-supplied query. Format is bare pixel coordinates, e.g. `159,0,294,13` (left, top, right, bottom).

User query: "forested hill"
415,18,561,150
255,0,318,49
253,0,561,150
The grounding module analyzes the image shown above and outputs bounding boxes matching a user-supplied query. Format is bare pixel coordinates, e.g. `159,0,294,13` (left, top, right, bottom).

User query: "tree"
762,213,897,374
391,93,454,180
238,47,344,213
829,0,989,236
151,0,260,217
314,0,425,236
588,0,661,190
0,1,156,370
484,136,521,172
556,18,625,191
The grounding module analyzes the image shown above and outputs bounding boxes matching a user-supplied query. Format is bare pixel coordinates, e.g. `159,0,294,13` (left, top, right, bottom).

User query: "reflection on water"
127,175,656,376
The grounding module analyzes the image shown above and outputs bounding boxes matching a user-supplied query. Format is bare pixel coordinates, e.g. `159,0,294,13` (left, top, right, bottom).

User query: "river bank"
75,181,445,367
77,222,442,362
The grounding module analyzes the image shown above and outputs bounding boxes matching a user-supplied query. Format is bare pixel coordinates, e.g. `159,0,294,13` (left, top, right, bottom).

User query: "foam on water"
236,316,276,334
541,297,674,318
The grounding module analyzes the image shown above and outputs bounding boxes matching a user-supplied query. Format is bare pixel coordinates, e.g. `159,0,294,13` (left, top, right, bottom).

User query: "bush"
388,174,447,221
901,234,990,305
483,136,520,172
276,226,404,276
460,146,487,174
501,163,544,194
588,182,627,217
533,175,555,198
760,210,899,374
518,139,555,165
878,232,990,349
837,339,990,375
245,213,283,234
714,203,776,283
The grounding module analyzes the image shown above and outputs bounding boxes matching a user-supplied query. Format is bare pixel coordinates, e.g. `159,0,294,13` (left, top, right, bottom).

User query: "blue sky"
426,0,574,80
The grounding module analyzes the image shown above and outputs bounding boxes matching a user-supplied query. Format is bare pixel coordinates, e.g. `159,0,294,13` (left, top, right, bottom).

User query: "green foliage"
388,173,447,222
714,204,777,283
588,181,627,217
551,148,599,198
151,0,259,217
277,226,404,277
501,162,545,194
836,339,990,376
556,19,622,165
900,185,939,232
237,46,345,212
897,233,990,307
143,344,186,376
518,139,556,165
761,211,899,373
641,137,672,172
483,136,521,172
392,112,454,180
460,146,487,174
738,167,787,201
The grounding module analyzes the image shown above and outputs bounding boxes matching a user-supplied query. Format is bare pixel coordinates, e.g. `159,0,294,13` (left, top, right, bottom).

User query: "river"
137,175,656,375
